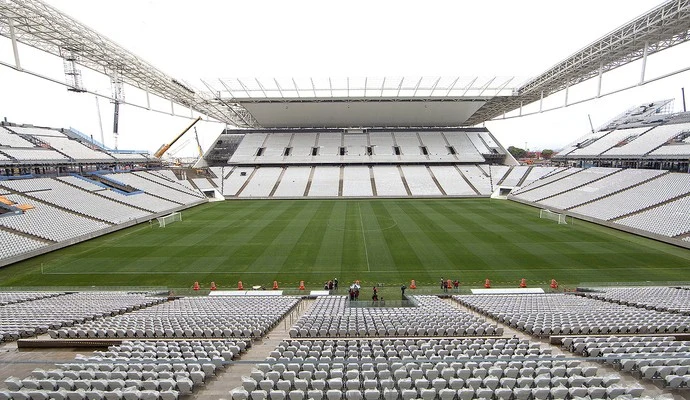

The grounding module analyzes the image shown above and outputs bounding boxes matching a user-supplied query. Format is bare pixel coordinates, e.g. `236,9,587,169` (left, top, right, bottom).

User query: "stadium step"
455,166,481,195
235,168,259,197
516,166,533,186
369,167,378,196
195,299,315,400
269,167,287,197
425,166,447,195
338,166,344,197
397,166,413,196
495,166,513,186
303,166,315,196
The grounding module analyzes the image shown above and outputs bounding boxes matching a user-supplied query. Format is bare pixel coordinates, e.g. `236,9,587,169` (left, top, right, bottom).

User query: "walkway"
195,299,314,400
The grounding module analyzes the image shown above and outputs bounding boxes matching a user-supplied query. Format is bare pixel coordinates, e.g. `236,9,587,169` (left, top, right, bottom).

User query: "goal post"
157,212,182,228
539,209,570,225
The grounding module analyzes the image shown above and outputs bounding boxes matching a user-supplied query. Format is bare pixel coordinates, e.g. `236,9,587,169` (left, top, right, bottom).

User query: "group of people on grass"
441,277,460,292
323,278,339,291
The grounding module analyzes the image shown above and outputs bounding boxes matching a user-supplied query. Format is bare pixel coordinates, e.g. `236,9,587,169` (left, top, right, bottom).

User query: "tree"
508,146,526,159
541,149,554,159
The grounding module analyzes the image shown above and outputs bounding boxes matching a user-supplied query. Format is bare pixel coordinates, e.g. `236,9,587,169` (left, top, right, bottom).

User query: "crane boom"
154,116,202,159
194,128,203,158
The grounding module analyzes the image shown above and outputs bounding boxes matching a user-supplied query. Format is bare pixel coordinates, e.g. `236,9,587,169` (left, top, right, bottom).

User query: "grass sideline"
0,198,688,290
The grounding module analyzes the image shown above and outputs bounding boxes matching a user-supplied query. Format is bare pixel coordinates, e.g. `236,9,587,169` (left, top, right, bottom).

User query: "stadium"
0,0,689,399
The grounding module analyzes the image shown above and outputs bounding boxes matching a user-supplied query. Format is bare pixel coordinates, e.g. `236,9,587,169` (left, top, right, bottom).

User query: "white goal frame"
156,212,182,228
539,209,571,225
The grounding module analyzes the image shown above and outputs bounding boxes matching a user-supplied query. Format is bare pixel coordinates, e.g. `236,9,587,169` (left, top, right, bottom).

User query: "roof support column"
597,62,603,97
639,41,649,85
539,91,544,112
519,101,523,116
145,87,151,110
8,18,22,70
564,84,569,107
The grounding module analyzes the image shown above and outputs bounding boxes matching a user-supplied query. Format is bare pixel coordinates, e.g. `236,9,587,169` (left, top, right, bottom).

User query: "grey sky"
1,0,688,156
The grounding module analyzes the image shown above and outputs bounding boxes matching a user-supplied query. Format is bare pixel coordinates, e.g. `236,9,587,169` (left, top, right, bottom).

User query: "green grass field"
1,198,688,290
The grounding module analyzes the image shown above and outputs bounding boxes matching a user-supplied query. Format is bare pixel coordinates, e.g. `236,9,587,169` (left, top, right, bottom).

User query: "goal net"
539,209,569,224
156,212,182,228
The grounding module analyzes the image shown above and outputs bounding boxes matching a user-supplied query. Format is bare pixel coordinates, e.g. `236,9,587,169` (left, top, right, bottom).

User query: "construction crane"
194,127,204,158
154,116,202,159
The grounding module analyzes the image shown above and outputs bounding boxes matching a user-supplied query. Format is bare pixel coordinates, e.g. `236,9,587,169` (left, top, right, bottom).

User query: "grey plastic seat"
288,390,304,400
457,388,474,400
251,390,268,400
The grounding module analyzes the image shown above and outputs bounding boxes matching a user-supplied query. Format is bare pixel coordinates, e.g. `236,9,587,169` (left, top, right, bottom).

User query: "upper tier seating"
227,131,491,165
36,136,113,161
0,127,35,147
0,148,69,163
569,128,646,157
603,123,690,157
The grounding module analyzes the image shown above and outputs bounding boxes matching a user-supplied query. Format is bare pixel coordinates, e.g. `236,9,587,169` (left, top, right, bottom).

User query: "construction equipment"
194,128,204,158
154,116,202,159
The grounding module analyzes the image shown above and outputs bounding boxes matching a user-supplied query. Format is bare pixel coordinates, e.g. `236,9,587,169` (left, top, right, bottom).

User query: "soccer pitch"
1,198,689,289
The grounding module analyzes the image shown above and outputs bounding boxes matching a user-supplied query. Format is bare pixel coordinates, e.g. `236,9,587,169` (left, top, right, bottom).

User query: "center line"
358,203,371,272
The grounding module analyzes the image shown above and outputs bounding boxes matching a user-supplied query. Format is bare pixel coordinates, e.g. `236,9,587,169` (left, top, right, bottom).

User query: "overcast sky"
1,0,689,156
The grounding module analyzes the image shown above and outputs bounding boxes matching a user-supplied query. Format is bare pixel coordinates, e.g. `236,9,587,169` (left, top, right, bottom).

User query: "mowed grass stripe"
0,198,688,288
383,201,455,280
249,200,322,273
